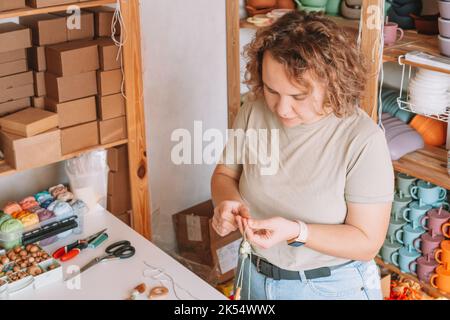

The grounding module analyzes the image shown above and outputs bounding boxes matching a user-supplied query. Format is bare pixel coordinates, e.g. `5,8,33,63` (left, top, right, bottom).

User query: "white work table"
9,209,227,300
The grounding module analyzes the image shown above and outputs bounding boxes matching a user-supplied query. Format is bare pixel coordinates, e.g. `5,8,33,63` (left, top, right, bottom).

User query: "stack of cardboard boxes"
0,7,126,169
107,145,132,226
0,23,33,117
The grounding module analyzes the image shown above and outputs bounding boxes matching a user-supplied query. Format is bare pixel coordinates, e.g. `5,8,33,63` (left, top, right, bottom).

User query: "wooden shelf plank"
0,139,128,178
375,257,450,299
0,0,116,20
241,15,449,74
393,145,450,190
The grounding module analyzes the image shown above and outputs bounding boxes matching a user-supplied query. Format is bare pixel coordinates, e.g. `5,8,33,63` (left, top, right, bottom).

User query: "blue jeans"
234,257,383,300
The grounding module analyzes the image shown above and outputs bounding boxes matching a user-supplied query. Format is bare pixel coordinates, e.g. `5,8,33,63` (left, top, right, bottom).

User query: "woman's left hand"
236,216,301,249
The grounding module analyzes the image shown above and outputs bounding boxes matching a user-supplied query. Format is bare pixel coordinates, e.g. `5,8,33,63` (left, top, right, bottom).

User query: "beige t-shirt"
221,97,395,271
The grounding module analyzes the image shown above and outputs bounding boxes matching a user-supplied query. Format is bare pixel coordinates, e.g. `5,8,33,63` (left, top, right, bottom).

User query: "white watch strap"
296,220,309,243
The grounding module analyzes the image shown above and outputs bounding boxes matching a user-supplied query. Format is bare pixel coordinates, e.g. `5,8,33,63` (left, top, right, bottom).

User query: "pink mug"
384,22,404,46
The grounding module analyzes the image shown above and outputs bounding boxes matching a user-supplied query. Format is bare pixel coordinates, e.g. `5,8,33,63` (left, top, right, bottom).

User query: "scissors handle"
106,240,135,259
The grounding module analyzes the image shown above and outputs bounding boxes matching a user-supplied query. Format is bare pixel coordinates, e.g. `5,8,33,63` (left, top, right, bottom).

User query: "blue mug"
391,193,412,220
410,180,447,206
391,246,421,273
379,240,402,264
395,224,426,252
402,201,432,230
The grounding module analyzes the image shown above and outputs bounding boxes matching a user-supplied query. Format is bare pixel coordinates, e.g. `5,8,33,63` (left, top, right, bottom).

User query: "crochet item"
18,213,39,228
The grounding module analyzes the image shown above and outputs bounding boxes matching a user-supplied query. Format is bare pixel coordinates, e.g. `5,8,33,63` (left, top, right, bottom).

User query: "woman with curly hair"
211,11,394,300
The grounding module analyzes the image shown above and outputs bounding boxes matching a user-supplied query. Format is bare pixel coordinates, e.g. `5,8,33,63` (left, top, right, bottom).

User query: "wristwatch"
287,220,308,247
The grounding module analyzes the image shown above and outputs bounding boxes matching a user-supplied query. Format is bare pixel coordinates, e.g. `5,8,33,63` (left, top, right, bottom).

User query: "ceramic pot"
276,0,296,9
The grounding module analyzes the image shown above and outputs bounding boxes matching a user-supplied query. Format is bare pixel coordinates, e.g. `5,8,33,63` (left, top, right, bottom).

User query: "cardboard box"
28,46,46,71
53,11,94,41
97,69,122,96
98,93,125,121
380,273,391,299
0,0,26,12
107,169,131,214
45,96,96,128
19,14,67,46
46,41,99,77
0,129,61,170
33,71,46,96
0,59,28,77
0,97,30,116
32,96,45,109
45,71,97,103
173,200,242,282
0,23,32,53
0,72,34,104
26,0,74,8
107,144,128,172
0,49,27,64
60,121,98,155
98,116,127,144
87,6,120,38
97,38,121,71
0,107,58,137
0,71,33,90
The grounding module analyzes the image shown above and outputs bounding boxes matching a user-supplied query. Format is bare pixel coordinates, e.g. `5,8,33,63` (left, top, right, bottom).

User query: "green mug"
391,193,413,220
396,173,417,197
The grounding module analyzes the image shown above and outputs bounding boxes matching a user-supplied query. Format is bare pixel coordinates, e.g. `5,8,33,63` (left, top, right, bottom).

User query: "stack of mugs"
379,173,450,288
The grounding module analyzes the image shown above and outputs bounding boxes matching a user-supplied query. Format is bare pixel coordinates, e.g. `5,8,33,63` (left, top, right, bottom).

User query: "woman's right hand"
212,200,250,237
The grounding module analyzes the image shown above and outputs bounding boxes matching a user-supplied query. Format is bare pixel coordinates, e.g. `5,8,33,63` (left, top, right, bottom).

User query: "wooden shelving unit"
233,2,450,299
376,257,450,300
0,139,128,177
0,0,151,240
0,0,116,19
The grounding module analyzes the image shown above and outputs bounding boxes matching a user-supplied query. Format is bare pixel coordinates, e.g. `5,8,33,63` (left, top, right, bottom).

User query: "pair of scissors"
52,229,108,262
65,240,136,282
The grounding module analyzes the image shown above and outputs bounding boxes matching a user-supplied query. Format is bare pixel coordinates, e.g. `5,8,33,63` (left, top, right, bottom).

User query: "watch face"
288,241,305,248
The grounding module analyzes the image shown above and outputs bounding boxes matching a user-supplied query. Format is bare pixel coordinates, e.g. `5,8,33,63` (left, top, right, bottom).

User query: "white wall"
140,0,228,252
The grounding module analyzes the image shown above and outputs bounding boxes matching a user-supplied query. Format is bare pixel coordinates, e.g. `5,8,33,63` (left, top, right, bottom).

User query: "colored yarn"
19,196,40,211
34,191,53,205
57,191,74,202
47,200,74,218
49,184,68,198
18,213,39,228
36,208,55,222
3,202,22,216
0,219,23,249
0,211,11,226
12,210,30,219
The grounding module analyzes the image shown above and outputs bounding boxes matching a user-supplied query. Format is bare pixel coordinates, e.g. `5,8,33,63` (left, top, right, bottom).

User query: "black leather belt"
251,255,355,281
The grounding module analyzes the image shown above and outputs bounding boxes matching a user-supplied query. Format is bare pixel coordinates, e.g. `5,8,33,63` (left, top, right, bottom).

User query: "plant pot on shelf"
246,0,277,16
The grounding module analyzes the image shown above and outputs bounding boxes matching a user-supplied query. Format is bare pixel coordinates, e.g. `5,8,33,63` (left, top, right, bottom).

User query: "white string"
143,260,200,300
111,0,128,100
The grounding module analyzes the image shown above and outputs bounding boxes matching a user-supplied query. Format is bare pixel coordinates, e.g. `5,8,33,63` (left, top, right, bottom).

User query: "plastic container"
0,208,85,250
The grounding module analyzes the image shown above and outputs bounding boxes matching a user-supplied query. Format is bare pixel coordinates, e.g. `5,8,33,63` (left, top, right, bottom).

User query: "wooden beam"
360,0,383,121
120,0,152,240
226,0,241,128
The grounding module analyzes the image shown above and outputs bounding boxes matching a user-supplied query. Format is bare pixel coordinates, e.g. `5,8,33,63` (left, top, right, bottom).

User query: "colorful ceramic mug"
421,208,450,238
443,222,450,238
379,239,402,264
409,256,439,284
392,246,421,273
386,218,407,244
430,265,450,293
384,22,404,46
391,193,413,220
411,180,447,206
403,201,432,230
395,224,426,252
396,173,417,197
435,240,450,270
413,233,445,260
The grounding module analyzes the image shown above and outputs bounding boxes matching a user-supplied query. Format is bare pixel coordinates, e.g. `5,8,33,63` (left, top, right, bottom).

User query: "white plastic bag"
65,150,109,212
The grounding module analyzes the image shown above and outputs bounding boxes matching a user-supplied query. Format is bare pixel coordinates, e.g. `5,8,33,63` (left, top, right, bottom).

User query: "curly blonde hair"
244,11,367,117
